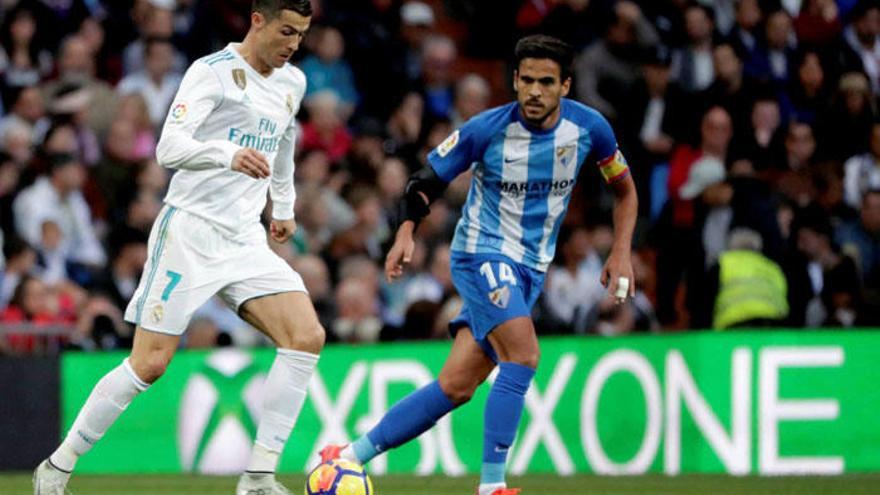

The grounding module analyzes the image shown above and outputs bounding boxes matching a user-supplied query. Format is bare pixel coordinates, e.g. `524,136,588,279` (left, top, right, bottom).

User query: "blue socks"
350,361,535,488
481,362,535,485
355,381,455,463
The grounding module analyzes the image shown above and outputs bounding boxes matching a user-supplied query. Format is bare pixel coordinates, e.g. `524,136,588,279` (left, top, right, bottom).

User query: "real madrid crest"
232,68,247,90
286,93,294,114
152,303,165,323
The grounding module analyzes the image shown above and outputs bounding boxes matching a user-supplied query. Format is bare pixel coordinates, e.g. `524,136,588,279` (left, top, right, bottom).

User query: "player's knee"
438,374,479,405
280,320,325,354
130,352,172,384
505,349,540,369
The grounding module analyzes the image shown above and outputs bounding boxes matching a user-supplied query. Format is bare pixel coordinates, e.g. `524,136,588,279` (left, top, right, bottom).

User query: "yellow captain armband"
597,149,630,184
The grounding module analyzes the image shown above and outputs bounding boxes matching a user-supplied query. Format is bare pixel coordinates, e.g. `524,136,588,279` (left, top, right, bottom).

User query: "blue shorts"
448,252,546,361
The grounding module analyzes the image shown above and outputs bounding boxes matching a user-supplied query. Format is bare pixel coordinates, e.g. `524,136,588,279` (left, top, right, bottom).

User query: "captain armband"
398,166,448,226
597,149,631,184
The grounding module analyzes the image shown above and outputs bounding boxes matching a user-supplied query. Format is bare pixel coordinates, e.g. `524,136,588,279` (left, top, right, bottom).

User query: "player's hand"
600,249,635,304
231,148,270,179
270,218,296,243
385,222,416,283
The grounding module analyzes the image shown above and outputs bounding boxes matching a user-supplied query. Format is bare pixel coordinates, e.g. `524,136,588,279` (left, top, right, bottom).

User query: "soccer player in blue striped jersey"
321,35,637,495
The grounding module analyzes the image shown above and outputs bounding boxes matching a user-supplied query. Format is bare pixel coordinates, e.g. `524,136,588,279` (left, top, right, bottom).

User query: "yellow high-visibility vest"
713,250,788,329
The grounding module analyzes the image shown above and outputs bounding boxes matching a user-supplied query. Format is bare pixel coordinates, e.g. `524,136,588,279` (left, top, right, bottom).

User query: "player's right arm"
156,61,268,177
385,119,483,282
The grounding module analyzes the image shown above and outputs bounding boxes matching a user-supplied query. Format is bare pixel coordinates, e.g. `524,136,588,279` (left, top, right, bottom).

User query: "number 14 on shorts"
479,261,518,289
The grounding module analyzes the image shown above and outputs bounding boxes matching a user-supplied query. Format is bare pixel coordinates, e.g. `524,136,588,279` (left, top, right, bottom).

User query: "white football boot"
32,459,72,495
236,472,293,495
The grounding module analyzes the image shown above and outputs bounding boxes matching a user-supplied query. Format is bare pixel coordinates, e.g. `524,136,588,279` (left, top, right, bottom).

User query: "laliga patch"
171,102,188,122
437,130,460,157
488,285,511,309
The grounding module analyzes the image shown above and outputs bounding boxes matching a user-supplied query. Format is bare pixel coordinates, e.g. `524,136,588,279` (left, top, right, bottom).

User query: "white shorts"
124,205,306,335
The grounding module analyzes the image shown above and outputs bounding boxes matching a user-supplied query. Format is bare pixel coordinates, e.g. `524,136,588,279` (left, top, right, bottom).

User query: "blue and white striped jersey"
428,98,627,272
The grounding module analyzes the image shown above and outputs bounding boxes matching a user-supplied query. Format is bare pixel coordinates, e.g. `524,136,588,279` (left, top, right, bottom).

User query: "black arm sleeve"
397,166,449,227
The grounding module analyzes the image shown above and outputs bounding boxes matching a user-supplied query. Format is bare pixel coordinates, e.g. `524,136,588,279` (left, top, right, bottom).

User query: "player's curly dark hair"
514,35,574,81
252,0,313,19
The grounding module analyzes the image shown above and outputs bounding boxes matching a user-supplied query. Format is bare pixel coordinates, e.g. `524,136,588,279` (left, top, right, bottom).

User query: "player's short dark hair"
514,35,574,81
252,0,312,20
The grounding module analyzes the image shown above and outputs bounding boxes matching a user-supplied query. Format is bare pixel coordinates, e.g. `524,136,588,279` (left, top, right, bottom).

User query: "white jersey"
156,42,305,243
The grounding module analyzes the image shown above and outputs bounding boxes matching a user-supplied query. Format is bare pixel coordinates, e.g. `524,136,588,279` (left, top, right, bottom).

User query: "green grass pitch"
4,473,880,494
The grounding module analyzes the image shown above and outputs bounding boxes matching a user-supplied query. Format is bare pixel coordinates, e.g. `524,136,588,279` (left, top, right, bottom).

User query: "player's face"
514,58,571,128
254,9,311,68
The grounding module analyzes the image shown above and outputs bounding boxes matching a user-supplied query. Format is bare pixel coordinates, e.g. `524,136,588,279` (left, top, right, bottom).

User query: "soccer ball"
305,459,373,495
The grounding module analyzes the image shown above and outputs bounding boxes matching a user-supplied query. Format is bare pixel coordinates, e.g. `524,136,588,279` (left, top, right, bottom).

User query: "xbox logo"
178,349,266,474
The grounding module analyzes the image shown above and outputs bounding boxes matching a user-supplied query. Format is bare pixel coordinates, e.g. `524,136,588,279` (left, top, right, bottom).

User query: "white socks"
339,445,359,463
50,358,149,472
247,348,319,473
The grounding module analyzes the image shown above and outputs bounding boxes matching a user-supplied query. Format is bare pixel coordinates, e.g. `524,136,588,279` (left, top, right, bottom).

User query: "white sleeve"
155,61,240,171
270,124,296,220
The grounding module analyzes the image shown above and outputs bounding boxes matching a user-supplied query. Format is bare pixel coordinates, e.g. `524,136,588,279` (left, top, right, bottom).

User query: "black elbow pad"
398,166,448,225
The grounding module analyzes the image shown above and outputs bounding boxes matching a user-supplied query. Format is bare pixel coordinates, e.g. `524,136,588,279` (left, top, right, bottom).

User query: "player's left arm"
268,125,296,243
592,116,638,303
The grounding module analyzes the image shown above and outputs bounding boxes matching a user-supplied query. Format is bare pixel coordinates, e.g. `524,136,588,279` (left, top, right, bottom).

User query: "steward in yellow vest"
713,250,788,329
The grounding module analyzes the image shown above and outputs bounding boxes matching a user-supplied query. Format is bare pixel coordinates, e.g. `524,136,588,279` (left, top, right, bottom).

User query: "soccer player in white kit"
34,2,321,494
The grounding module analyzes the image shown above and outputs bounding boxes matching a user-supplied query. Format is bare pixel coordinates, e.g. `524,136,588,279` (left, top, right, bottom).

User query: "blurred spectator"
671,3,717,93
575,0,660,119
385,91,424,165
784,121,818,172
116,93,158,160
703,228,789,329
545,225,606,333
617,45,683,214
0,235,36,309
300,90,352,164
400,1,436,82
0,4,52,103
331,277,382,343
816,72,875,161
290,254,334,329
46,82,102,166
0,275,75,354
784,49,830,125
727,0,764,58
795,0,843,47
701,42,757,141
345,185,387,258
122,2,186,77
88,226,148,313
788,205,861,326
836,189,880,298
42,35,118,138
730,95,786,171
0,151,20,235
12,153,106,270
404,242,453,306
300,26,358,118
840,0,880,95
843,122,880,208
2,118,34,166
450,73,490,129
419,34,457,120
117,37,183,129
0,86,47,145
743,9,796,86
532,0,599,50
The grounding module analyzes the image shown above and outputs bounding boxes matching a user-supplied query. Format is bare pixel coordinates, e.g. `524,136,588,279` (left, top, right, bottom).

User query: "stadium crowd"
0,0,879,354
